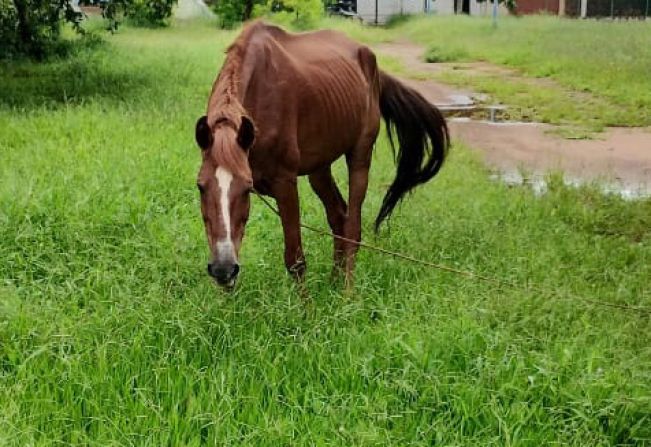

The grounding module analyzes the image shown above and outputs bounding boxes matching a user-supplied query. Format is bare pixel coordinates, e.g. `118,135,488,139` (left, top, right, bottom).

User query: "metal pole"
610,0,614,18
492,0,498,27
375,0,378,24
580,0,587,18
646,0,649,19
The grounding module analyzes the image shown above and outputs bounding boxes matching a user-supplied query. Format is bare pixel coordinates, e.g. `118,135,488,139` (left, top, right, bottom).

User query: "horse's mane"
205,21,269,180
209,125,252,181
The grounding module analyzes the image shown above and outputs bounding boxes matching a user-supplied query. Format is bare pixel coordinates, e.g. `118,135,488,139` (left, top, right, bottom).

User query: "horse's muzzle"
207,262,240,288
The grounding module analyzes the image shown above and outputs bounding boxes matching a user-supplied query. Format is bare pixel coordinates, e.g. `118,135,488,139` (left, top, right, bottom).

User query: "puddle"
447,94,474,107
490,170,650,200
440,104,509,123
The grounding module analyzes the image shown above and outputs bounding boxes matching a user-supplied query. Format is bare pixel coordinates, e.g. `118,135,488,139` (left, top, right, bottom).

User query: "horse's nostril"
207,262,239,285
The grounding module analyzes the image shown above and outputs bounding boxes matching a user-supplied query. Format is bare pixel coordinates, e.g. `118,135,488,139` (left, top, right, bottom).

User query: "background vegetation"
396,15,651,131
1,17,650,445
209,0,324,29
0,0,176,58
0,0,83,59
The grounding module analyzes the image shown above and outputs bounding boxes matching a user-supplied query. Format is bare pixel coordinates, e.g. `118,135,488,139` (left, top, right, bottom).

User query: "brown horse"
195,21,448,288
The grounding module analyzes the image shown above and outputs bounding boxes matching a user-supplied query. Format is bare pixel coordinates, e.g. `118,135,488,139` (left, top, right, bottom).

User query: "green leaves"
102,0,178,31
0,0,83,59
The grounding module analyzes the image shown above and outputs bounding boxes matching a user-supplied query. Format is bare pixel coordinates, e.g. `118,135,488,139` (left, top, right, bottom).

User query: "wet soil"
374,41,651,194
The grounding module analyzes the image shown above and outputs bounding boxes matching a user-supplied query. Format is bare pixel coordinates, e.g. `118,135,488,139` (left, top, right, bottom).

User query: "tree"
211,0,324,28
210,0,265,28
0,0,178,58
1,0,83,59
102,0,178,30
253,0,324,28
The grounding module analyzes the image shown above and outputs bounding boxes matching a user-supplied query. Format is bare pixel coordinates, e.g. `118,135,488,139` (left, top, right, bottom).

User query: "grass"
347,15,651,134
1,20,651,446
433,69,628,136
411,15,651,114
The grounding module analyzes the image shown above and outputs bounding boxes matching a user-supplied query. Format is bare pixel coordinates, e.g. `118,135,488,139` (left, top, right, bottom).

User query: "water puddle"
490,170,650,200
440,103,509,123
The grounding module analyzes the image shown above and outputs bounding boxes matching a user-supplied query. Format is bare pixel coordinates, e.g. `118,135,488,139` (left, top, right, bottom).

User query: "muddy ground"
375,41,651,195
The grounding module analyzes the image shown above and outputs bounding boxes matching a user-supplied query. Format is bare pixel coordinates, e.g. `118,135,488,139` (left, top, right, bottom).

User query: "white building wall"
357,0,509,22
357,0,426,23
401,0,426,14
432,0,455,14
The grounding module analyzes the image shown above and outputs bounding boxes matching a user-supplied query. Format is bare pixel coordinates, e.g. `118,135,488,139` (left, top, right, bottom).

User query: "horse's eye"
197,183,206,194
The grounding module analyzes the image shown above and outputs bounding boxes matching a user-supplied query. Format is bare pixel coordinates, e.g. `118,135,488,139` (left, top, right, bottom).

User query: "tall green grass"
1,21,650,445
396,15,651,129
322,15,651,132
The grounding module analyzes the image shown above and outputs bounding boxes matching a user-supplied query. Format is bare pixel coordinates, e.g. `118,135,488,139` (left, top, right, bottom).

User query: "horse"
195,20,448,288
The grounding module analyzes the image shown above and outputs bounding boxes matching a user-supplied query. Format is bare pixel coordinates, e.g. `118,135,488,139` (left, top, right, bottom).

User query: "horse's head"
195,114,255,288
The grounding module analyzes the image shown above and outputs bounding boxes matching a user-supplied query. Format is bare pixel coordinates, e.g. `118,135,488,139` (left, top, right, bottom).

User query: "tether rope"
253,191,651,316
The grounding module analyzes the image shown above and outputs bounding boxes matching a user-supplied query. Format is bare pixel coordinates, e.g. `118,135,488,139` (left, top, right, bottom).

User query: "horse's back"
246,22,373,81
241,22,381,174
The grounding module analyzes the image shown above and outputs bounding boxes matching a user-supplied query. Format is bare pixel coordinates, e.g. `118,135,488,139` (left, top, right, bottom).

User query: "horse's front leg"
271,177,306,281
308,168,347,273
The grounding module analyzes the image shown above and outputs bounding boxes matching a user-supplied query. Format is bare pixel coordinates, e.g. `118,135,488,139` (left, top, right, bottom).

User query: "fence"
565,0,650,17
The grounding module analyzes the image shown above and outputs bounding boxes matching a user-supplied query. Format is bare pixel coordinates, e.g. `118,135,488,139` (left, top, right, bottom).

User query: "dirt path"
374,41,651,194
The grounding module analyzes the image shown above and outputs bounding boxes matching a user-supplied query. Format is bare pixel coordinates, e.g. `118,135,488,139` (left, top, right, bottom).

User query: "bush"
211,0,259,28
385,13,411,27
0,0,176,59
124,0,177,26
425,45,469,63
0,0,19,58
0,0,83,59
102,0,178,30
254,0,323,29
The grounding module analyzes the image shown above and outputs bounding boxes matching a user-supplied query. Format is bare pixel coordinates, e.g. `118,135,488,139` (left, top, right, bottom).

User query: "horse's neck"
209,62,239,107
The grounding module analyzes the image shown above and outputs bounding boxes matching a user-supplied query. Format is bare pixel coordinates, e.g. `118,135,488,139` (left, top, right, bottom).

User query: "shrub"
254,0,323,29
210,0,262,28
102,0,178,30
125,0,178,26
0,0,83,59
425,45,468,63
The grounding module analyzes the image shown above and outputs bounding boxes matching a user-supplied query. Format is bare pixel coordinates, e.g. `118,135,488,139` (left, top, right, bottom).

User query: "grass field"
347,15,651,134
1,19,651,445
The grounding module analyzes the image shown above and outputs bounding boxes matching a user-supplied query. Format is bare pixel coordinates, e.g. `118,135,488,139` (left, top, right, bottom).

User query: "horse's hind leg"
308,168,348,271
343,148,373,288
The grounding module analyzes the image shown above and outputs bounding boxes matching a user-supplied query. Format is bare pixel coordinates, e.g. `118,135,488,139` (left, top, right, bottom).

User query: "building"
513,0,561,14
356,0,509,24
515,0,649,17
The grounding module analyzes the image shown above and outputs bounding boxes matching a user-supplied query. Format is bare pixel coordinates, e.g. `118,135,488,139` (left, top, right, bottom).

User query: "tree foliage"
0,0,83,59
210,0,324,29
0,0,178,58
208,0,261,28
263,0,324,28
102,0,178,30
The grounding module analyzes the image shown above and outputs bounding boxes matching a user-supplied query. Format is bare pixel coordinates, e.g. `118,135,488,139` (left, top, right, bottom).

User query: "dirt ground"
375,41,651,194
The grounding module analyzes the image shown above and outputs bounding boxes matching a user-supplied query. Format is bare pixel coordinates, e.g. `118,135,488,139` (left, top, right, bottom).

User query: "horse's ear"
195,115,212,150
237,116,255,151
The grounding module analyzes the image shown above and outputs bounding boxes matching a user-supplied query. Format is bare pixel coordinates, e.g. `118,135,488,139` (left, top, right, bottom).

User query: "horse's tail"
376,71,449,231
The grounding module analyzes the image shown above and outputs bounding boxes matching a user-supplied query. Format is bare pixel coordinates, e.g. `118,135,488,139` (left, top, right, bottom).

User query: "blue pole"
492,0,498,27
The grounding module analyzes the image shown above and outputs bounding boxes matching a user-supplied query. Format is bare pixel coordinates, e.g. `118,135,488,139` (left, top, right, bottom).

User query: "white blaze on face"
215,166,236,262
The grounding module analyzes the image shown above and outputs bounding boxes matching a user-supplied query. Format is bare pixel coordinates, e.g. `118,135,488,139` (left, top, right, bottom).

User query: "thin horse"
195,21,448,288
